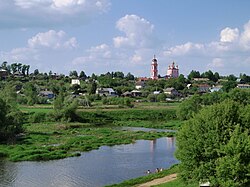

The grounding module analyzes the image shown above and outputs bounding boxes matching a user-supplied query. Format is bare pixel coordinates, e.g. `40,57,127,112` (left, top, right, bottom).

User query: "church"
150,55,179,79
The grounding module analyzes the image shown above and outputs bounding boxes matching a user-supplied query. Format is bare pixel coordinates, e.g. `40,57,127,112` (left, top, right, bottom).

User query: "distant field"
19,105,53,113
20,101,180,113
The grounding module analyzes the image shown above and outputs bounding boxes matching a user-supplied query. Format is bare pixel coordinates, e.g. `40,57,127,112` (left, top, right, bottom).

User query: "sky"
0,0,250,77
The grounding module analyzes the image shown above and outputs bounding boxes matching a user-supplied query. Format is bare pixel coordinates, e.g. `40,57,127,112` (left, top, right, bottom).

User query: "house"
96,88,117,96
164,87,179,96
122,91,132,97
39,91,55,99
0,69,8,79
197,84,210,93
131,90,142,97
237,84,250,89
187,84,192,89
135,81,145,89
13,71,24,78
193,78,209,82
71,79,80,85
210,85,223,92
153,91,161,95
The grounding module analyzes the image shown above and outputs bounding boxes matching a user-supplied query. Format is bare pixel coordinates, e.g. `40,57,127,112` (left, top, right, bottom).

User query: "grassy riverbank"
0,122,174,162
0,106,180,162
106,165,179,187
106,165,198,187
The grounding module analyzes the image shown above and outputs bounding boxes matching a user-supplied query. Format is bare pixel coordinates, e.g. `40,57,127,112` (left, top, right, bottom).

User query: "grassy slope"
154,178,197,187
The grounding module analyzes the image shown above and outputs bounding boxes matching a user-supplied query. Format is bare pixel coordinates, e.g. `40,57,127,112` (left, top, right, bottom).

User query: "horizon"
0,0,250,77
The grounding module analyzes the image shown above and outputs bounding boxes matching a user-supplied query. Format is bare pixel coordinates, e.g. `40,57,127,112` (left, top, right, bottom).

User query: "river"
0,137,178,187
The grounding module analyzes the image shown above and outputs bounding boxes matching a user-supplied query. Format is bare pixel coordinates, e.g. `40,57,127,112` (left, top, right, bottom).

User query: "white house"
96,88,117,96
71,79,80,85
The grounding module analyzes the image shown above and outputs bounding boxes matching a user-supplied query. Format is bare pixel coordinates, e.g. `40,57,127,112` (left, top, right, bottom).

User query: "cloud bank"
0,0,111,28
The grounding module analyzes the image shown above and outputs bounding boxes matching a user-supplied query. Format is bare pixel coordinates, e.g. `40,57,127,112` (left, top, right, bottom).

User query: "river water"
0,137,178,187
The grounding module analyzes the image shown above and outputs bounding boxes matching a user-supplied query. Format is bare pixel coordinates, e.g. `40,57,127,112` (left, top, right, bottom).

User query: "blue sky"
0,0,250,77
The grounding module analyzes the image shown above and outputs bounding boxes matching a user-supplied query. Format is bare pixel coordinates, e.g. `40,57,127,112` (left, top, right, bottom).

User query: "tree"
24,83,38,105
176,94,202,120
53,90,64,110
10,63,18,74
157,93,166,102
176,100,250,186
0,98,23,141
34,69,39,76
188,70,201,80
26,65,30,76
88,81,97,94
125,72,135,80
69,70,78,77
21,64,27,76
113,71,124,79
147,94,157,102
1,61,8,70
227,74,237,81
222,80,237,92
17,63,22,73
79,71,87,80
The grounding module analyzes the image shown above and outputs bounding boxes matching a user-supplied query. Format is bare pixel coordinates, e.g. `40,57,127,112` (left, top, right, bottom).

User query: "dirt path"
137,173,177,187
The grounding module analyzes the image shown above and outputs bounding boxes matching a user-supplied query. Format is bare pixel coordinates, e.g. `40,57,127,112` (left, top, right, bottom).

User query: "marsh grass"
1,107,180,162
0,122,174,162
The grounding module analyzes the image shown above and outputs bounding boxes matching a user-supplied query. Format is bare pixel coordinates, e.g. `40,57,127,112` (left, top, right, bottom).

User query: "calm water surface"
0,137,177,187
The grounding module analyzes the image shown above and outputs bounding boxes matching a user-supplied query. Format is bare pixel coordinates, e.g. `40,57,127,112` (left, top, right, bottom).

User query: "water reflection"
0,137,178,187
0,159,17,187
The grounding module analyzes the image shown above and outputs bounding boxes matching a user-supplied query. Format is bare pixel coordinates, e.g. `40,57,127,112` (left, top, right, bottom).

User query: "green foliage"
177,88,250,120
53,90,64,110
28,112,47,123
176,94,202,120
24,82,38,105
147,93,157,102
107,165,179,187
102,97,134,107
0,98,23,142
188,70,201,80
222,80,237,92
176,100,250,186
157,93,167,102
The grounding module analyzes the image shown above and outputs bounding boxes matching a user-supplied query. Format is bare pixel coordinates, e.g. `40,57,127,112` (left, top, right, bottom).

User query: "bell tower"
151,55,158,80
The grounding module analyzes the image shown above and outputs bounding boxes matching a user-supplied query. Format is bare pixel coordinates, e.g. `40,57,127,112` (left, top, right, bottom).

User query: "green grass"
0,122,174,162
154,178,198,187
1,104,181,162
20,105,53,113
106,165,179,187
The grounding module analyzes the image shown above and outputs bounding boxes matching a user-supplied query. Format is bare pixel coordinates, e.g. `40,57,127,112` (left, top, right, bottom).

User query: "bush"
0,98,23,141
29,112,47,123
176,100,250,186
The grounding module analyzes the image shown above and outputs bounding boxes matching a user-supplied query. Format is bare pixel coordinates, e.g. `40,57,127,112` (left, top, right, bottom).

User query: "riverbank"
0,107,180,162
106,165,198,187
106,165,179,187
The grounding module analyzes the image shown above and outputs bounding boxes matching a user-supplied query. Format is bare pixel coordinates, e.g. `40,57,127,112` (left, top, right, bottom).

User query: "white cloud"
208,58,224,68
240,20,250,50
220,27,239,42
0,0,111,28
113,15,154,48
28,30,78,49
131,54,142,63
164,42,204,56
0,47,38,62
73,43,111,65
162,20,250,75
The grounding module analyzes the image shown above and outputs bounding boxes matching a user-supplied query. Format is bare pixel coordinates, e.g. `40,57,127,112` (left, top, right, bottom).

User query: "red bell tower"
150,55,158,80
